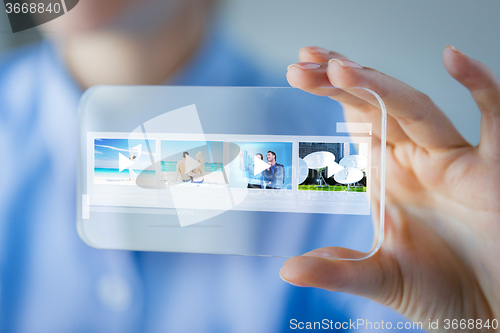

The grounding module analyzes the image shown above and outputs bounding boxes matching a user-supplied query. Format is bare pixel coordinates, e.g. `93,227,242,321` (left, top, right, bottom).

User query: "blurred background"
1,2,498,330
1,0,499,144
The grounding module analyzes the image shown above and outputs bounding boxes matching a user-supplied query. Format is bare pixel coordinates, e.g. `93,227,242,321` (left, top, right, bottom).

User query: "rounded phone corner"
76,219,102,250
78,85,104,111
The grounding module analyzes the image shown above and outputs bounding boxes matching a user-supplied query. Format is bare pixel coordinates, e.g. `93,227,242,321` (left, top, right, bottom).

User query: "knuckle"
399,91,436,124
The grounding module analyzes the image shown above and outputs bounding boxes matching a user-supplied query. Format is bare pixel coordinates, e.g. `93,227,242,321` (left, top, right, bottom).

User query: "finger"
286,63,372,110
287,62,410,144
279,247,400,305
327,59,470,150
298,46,348,64
292,46,411,145
286,62,332,91
443,45,500,158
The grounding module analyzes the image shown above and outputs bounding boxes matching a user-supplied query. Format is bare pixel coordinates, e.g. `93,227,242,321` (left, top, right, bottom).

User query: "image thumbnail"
94,138,156,185
161,141,224,187
299,142,367,192
229,141,293,190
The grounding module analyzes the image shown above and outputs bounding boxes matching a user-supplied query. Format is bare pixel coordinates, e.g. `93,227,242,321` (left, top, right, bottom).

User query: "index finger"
327,59,470,151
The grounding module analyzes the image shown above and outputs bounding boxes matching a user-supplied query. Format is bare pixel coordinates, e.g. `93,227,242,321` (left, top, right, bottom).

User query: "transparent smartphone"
77,86,386,259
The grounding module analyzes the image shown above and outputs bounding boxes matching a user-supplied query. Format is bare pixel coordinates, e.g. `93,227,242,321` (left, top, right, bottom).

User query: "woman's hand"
281,46,500,332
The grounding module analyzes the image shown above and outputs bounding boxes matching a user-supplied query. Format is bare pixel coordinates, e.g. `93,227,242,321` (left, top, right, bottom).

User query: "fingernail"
446,44,464,54
328,58,363,69
301,46,331,55
287,62,322,71
279,270,310,288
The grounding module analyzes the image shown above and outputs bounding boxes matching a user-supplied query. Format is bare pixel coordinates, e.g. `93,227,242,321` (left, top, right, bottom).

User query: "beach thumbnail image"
94,138,157,186
161,140,225,188
298,142,367,192
228,141,293,190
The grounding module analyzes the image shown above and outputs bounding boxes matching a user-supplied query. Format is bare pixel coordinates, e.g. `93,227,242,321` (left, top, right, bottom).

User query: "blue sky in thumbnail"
94,138,156,169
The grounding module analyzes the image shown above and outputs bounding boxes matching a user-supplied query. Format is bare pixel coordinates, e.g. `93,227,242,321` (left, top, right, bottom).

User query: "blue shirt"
0,31,419,332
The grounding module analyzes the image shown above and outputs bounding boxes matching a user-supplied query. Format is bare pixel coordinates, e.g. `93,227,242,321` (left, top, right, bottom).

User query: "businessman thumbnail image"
229,141,292,190
94,138,156,186
160,140,225,188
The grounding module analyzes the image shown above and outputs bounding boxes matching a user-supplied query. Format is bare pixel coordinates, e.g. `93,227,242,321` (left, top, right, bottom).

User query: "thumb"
279,247,400,305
